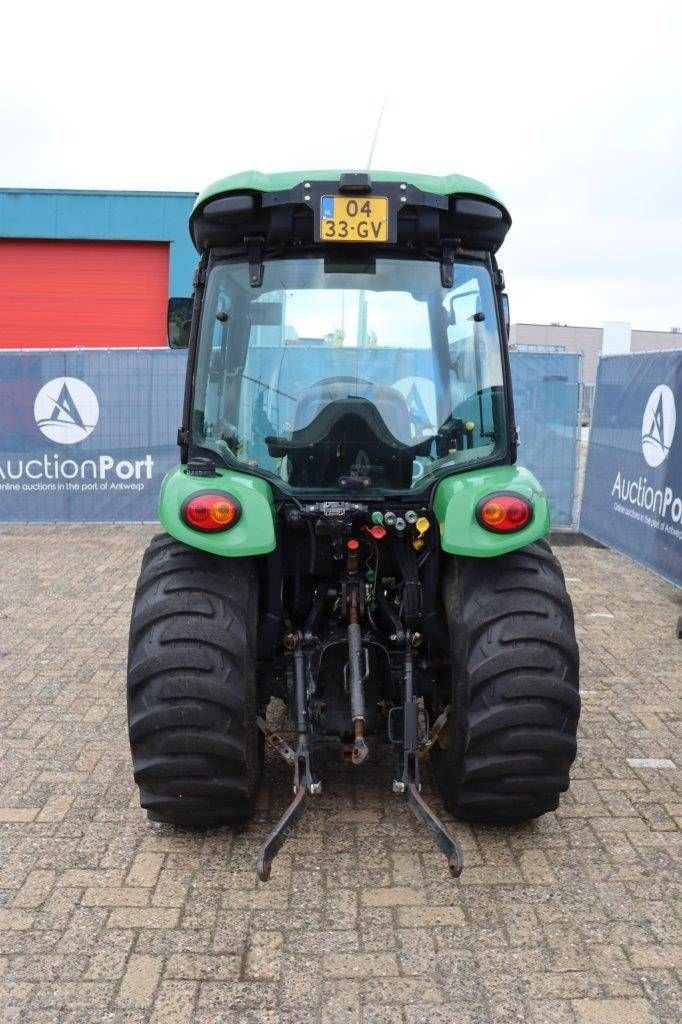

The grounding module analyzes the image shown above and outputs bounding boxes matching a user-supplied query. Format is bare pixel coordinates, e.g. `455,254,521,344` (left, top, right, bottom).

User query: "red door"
0,239,169,348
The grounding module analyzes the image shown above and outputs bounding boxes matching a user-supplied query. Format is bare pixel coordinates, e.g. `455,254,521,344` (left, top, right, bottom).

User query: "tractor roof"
193,169,506,211
190,170,511,254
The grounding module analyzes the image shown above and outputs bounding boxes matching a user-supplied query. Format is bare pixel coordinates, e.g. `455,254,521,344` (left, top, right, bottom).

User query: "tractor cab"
174,170,515,497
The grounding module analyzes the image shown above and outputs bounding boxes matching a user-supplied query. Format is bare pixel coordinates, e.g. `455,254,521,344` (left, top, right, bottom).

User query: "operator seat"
266,378,430,488
293,379,410,440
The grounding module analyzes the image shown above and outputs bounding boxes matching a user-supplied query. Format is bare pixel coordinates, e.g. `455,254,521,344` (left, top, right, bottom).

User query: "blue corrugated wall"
0,189,197,297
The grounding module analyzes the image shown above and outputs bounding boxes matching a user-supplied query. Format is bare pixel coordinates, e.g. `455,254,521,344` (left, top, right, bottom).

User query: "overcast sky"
2,1,681,331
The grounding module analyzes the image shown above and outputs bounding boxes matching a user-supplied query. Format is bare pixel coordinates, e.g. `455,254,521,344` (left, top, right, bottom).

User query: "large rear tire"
127,533,262,826
431,539,580,823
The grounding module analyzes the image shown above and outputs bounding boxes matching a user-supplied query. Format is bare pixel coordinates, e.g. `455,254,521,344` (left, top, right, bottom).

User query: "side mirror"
167,297,193,349
501,293,510,338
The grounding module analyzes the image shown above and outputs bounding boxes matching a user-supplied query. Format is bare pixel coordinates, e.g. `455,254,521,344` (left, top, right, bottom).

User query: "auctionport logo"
34,377,100,444
611,380,681,532
0,376,155,493
641,384,676,468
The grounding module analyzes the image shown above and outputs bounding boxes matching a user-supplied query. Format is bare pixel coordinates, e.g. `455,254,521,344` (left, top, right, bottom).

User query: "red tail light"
182,491,241,532
476,492,532,533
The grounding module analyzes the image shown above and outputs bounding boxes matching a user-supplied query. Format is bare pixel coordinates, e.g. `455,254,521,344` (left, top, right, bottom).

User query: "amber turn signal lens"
476,493,532,533
182,491,241,532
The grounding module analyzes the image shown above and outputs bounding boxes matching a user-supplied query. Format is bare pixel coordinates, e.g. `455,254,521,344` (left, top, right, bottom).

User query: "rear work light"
476,492,532,533
182,491,241,532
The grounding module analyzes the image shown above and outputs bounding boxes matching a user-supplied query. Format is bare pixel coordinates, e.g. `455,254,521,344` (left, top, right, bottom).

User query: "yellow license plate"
320,195,389,242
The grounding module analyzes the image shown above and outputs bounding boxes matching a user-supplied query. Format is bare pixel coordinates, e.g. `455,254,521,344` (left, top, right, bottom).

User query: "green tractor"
127,170,580,879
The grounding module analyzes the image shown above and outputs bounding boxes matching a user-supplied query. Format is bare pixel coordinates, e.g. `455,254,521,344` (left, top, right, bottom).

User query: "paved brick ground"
0,526,680,1024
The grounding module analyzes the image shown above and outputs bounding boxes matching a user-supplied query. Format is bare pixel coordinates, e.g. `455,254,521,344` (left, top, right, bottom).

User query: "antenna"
366,95,388,171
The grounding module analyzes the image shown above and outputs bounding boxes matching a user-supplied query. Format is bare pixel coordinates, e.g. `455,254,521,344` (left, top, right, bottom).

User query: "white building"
509,322,682,384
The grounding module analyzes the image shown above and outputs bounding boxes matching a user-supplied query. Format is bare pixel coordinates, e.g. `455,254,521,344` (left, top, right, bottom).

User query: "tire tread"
432,539,580,823
127,533,261,827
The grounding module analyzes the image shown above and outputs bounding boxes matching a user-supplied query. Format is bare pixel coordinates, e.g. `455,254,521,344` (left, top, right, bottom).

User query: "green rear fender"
433,465,550,557
159,463,548,559
158,466,276,557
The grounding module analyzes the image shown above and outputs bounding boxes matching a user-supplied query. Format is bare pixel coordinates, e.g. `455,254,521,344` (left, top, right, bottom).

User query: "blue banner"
580,351,682,587
0,349,580,525
0,349,186,521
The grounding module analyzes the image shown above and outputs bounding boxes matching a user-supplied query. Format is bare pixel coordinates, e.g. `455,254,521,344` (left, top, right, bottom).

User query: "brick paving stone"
362,977,444,1005
28,979,115,1010
36,795,74,823
84,930,135,980
572,997,656,1023
628,944,682,968
107,907,181,929
150,980,198,1023
397,905,466,927
325,953,401,978
0,909,34,931
81,886,150,907
125,851,165,888
117,953,163,1008
362,886,426,907
0,527,679,1023
56,869,126,888
320,978,360,1024
244,931,285,981
11,869,56,908
165,953,240,980
152,868,192,907
0,808,39,822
